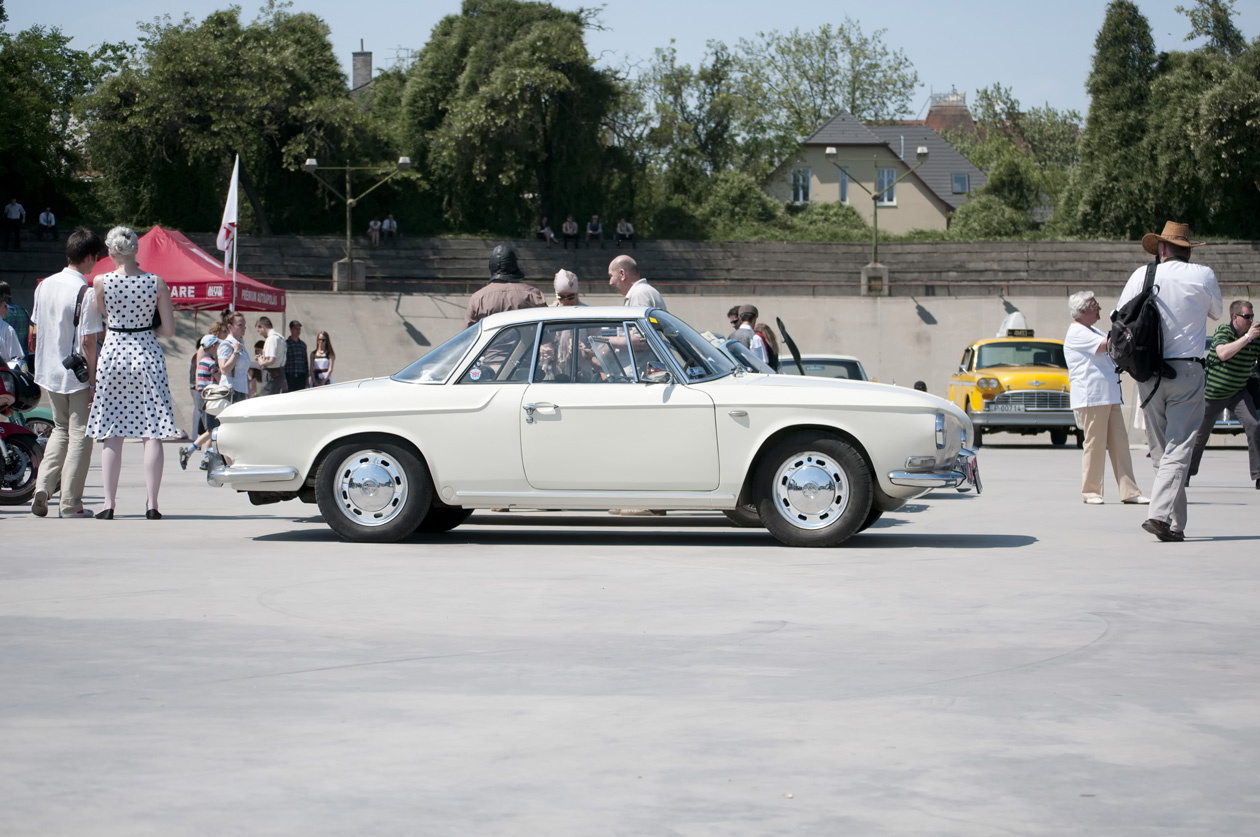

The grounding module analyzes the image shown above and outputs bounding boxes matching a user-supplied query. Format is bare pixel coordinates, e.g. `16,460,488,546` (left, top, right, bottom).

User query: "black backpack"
1108,261,1166,405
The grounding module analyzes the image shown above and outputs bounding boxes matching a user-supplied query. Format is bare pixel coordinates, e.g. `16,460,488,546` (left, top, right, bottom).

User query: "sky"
9,0,1257,121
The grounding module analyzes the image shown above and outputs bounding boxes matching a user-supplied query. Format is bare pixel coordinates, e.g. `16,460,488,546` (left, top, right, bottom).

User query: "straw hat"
1141,221,1205,256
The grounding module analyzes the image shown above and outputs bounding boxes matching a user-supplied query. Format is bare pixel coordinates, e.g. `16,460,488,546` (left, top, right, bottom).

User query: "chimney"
351,40,372,99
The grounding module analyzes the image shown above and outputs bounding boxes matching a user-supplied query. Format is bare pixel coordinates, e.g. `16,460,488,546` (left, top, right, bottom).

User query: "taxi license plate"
986,403,1024,412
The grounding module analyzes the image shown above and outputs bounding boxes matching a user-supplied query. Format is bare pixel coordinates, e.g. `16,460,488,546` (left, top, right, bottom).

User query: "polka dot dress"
86,272,178,440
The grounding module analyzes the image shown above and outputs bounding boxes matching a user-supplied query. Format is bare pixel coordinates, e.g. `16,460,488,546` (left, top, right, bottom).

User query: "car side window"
458,326,534,384
534,323,621,383
960,348,973,371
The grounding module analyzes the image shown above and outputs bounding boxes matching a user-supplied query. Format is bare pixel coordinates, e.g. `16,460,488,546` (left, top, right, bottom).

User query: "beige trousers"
36,388,95,512
1075,403,1141,501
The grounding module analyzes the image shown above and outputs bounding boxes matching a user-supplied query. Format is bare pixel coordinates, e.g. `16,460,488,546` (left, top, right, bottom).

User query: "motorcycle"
0,365,42,504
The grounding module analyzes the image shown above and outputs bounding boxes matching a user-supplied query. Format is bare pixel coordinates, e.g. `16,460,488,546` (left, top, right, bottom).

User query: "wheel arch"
305,431,430,488
735,423,874,506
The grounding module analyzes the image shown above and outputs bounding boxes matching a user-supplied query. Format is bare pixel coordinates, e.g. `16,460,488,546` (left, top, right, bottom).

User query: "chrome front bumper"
970,410,1075,429
205,449,298,488
888,448,982,494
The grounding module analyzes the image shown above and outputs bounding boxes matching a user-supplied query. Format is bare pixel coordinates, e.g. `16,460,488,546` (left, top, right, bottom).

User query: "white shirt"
617,220,634,235
260,328,286,368
31,267,104,394
218,335,250,394
738,323,769,362
4,202,24,221
0,319,23,366
382,218,396,232
1115,259,1222,360
1064,321,1122,409
39,211,55,227
623,278,665,310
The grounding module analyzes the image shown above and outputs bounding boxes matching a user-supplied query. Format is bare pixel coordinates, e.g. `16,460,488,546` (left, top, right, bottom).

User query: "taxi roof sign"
1005,328,1035,338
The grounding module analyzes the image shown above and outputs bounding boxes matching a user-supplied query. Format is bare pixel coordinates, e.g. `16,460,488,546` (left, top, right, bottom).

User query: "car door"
520,320,719,491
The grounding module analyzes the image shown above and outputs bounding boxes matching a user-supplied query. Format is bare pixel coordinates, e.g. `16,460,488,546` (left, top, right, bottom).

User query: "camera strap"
72,284,88,354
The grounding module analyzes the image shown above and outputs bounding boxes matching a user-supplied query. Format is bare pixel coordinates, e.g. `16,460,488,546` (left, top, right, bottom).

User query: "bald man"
607,255,665,310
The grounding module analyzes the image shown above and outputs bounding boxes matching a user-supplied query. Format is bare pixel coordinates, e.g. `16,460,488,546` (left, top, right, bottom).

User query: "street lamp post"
824,146,928,294
303,156,411,292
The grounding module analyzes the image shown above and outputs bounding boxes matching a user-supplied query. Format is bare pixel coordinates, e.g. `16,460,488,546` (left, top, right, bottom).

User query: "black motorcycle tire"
0,434,42,505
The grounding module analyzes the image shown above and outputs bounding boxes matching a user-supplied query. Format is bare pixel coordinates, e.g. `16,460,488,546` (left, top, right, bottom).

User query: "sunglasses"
556,293,577,301
1239,313,1254,320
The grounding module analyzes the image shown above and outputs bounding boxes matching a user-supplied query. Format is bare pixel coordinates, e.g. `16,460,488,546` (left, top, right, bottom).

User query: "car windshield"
976,341,1067,369
646,310,737,381
722,340,775,374
392,324,481,384
780,358,868,380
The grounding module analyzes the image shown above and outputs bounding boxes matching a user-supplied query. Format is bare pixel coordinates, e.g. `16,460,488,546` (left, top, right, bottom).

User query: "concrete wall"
153,289,1183,448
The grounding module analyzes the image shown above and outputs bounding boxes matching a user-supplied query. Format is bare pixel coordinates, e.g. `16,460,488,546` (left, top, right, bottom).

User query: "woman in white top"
1064,290,1148,505
310,330,335,386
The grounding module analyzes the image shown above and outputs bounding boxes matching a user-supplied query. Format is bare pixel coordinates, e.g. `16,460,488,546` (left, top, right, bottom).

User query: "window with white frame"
791,168,811,203
838,169,849,204
952,173,970,194
876,168,896,205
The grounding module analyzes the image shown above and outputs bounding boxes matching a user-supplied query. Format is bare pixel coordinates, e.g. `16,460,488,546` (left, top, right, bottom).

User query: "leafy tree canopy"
1177,0,1246,55
81,1,365,234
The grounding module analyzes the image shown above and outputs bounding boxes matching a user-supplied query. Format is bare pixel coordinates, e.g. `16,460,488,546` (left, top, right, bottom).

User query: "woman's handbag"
201,382,234,416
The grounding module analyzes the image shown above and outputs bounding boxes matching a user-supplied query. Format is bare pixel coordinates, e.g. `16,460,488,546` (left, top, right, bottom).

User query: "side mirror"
643,362,672,384
958,365,967,374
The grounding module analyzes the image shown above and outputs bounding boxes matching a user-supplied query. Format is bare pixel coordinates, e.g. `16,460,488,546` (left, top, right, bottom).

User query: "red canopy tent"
88,225,285,312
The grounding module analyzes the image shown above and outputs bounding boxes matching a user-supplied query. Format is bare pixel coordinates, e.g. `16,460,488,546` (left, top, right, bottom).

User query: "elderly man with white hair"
1064,290,1148,506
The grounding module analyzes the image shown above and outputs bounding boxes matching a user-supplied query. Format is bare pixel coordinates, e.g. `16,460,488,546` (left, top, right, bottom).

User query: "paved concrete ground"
2,441,1258,835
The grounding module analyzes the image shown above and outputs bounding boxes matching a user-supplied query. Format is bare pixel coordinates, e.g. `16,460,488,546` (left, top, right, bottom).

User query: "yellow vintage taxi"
947,331,1081,447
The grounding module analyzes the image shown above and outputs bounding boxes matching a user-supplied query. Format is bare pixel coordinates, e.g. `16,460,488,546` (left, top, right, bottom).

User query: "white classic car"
207,307,980,546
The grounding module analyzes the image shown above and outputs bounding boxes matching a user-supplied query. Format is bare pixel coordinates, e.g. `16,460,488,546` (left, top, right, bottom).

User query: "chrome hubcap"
772,450,848,530
333,449,407,527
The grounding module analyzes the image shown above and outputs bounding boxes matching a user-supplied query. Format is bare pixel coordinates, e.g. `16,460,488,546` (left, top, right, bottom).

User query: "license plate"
986,403,1024,412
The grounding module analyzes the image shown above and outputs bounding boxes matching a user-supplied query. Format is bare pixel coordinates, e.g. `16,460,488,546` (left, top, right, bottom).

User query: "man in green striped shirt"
1189,300,1260,488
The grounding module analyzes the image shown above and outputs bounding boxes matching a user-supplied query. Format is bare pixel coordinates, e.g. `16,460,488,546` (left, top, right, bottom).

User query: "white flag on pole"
216,155,240,273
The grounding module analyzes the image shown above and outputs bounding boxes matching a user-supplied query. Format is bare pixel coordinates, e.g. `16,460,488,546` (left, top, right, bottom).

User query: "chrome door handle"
523,402,557,423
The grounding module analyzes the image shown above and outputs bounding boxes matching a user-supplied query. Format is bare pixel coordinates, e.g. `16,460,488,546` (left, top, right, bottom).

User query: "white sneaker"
1084,497,1104,505
1122,496,1151,504
58,508,95,518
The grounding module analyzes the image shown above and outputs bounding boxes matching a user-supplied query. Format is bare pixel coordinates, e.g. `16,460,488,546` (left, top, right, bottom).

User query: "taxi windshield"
977,341,1067,369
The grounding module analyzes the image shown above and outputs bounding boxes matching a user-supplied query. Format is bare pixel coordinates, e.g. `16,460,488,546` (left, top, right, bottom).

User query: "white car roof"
478,305,654,328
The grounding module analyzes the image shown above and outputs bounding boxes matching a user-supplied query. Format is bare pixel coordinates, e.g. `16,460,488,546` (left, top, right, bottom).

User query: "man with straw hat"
1115,221,1222,542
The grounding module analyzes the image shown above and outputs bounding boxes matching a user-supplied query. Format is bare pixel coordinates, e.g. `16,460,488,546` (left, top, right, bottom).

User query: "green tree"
946,84,1081,215
949,194,1030,239
1177,0,1246,55
0,22,122,214
733,18,920,164
1055,0,1158,237
81,2,365,234
398,0,618,234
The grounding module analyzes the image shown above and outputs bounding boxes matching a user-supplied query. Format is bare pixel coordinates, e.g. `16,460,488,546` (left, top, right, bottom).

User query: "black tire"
316,439,432,542
415,505,474,534
722,502,762,528
1050,429,1068,446
24,417,54,442
753,432,873,548
1074,429,1085,449
0,435,42,505
972,427,984,447
857,505,884,533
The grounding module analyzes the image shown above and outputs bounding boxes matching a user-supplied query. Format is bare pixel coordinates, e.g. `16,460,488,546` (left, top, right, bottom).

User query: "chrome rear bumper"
205,449,298,488
888,449,982,494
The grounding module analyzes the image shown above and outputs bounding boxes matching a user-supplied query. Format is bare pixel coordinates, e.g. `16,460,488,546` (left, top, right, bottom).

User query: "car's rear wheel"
316,439,431,542
1050,429,1068,446
1074,429,1085,449
415,505,474,533
754,432,872,548
722,501,762,528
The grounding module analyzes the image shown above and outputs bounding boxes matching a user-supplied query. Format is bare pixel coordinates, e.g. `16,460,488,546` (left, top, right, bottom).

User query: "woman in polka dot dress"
86,226,178,519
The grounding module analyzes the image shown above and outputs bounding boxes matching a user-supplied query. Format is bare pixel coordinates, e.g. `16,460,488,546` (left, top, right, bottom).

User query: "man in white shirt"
615,217,635,249
254,315,287,395
218,312,250,402
29,227,106,517
37,208,57,241
2,198,25,250
0,298,23,366
730,304,768,363
1063,290,1147,506
608,255,665,310
1114,221,1222,542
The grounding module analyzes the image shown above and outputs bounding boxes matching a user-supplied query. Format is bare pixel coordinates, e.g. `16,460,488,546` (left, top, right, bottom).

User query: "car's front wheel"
754,432,872,548
316,439,432,542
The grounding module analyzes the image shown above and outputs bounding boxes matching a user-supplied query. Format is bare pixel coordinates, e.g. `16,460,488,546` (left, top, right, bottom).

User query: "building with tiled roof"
763,108,987,234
